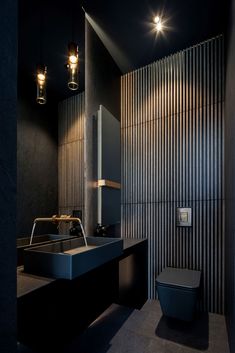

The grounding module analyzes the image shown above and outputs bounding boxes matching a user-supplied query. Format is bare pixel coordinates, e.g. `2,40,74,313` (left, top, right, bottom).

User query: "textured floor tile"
18,301,230,353
206,313,229,352
141,301,229,353
147,338,193,353
108,328,150,353
141,300,163,316
115,332,203,353
122,309,161,339
155,314,210,350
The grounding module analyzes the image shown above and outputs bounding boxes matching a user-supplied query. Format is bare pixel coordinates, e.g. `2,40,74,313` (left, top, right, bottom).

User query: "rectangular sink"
17,234,77,266
23,236,123,279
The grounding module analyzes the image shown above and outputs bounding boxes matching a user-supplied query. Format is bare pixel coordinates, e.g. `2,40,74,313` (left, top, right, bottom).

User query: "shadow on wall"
156,313,209,350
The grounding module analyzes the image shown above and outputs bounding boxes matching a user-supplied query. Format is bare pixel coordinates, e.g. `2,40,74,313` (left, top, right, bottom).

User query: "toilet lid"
156,267,201,289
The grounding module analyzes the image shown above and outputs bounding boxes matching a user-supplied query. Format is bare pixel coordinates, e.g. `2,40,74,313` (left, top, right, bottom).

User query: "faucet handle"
51,214,59,224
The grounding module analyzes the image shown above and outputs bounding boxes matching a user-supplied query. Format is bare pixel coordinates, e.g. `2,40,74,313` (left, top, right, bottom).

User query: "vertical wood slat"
58,92,85,232
121,36,224,314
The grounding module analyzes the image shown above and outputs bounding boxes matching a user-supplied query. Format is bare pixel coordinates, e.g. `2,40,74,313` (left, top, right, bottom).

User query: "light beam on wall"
85,12,131,73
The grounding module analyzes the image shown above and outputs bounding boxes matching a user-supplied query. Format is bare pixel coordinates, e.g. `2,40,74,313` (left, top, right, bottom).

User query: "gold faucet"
29,215,87,246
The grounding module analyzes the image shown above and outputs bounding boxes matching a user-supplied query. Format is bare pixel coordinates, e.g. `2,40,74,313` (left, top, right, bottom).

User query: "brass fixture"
97,179,121,190
29,215,87,246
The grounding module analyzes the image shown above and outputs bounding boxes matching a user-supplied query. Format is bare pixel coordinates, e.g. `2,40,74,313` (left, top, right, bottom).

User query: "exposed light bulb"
154,16,160,24
37,73,46,82
156,21,163,32
69,54,78,65
154,15,163,32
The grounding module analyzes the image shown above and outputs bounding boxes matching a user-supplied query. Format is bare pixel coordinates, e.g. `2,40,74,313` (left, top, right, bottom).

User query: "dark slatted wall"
121,36,225,313
58,92,85,233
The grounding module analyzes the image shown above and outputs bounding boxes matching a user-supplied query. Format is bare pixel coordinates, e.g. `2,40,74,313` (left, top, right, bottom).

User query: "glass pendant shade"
68,64,79,90
67,42,79,90
36,64,47,104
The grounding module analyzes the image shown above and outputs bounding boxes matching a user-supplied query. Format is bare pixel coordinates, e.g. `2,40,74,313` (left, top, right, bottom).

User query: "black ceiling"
18,0,227,102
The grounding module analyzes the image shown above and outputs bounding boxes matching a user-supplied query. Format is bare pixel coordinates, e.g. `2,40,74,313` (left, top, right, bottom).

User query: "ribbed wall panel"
121,36,224,313
58,92,85,231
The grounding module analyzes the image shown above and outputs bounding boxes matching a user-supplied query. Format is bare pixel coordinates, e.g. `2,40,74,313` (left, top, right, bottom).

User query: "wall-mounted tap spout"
29,215,87,247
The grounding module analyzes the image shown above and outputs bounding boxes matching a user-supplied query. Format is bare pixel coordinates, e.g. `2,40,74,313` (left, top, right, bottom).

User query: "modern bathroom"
0,0,235,352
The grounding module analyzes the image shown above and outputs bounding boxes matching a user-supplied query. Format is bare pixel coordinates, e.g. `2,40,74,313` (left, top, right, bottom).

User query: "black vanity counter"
17,266,55,298
17,237,147,349
17,237,146,298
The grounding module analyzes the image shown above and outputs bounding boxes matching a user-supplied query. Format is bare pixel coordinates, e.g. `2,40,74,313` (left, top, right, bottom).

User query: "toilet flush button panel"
177,208,192,227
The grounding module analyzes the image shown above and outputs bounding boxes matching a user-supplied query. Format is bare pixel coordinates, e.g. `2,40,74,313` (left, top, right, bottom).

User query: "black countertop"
17,237,147,298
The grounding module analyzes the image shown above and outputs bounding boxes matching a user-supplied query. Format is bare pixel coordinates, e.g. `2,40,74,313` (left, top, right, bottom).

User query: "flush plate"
176,208,192,227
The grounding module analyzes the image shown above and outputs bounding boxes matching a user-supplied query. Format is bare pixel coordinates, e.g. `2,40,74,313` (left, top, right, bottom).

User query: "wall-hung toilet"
156,267,201,321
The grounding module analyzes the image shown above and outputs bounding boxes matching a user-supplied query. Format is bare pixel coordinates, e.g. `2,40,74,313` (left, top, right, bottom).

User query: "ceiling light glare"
154,16,160,24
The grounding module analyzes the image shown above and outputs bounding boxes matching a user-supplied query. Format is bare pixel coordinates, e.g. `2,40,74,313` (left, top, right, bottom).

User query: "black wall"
17,95,58,236
0,0,17,352
225,0,235,351
121,36,225,313
85,18,121,234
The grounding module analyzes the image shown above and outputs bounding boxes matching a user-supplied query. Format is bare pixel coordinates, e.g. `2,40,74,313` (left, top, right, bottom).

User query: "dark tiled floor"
18,300,230,353
116,300,229,353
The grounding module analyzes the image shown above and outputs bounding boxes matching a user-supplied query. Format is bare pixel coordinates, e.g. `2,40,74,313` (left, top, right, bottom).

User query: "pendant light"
36,64,47,104
67,42,79,90
36,8,47,104
66,0,79,91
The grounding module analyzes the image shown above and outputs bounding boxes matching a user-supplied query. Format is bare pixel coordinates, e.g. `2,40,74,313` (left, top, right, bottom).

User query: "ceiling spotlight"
154,15,163,32
154,16,160,24
67,42,79,91
156,21,163,32
36,64,47,105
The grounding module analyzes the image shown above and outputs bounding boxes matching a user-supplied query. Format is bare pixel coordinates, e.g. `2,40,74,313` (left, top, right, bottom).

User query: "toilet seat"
156,267,201,289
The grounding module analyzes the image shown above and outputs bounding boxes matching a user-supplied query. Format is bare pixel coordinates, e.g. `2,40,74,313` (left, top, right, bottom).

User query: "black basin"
23,236,123,279
17,234,77,266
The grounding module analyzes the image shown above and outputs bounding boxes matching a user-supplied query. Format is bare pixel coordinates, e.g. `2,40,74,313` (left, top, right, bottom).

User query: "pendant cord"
39,8,44,64
71,0,75,42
